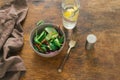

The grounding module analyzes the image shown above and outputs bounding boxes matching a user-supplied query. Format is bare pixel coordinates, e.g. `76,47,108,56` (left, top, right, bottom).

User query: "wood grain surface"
1,0,120,80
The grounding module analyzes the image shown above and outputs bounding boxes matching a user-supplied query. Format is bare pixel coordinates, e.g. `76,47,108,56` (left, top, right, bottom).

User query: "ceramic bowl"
30,23,66,58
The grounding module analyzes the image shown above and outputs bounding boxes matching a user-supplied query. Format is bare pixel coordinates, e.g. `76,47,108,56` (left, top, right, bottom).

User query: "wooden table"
2,0,120,80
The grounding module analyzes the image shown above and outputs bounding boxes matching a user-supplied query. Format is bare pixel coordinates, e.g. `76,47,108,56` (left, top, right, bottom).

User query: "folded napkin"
0,0,28,80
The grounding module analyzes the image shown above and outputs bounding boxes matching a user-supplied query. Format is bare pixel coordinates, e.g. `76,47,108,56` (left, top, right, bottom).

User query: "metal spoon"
70,9,79,18
58,40,76,72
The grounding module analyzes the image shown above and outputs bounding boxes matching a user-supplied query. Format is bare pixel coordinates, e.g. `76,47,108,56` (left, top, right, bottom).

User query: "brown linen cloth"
0,0,28,80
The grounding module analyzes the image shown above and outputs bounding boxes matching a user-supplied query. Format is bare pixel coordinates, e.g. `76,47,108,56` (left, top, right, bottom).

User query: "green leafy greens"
33,26,64,53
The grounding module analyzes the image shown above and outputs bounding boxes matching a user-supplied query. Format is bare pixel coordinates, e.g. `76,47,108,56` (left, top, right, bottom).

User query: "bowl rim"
29,23,66,57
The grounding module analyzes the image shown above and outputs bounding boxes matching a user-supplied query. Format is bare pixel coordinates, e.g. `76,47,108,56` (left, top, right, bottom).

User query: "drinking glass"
62,0,80,30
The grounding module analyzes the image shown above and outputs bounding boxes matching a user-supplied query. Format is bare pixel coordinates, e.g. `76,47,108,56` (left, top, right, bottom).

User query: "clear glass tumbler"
62,0,80,30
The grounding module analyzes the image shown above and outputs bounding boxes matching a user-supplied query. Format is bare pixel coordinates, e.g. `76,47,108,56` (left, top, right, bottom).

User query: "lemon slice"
63,6,79,21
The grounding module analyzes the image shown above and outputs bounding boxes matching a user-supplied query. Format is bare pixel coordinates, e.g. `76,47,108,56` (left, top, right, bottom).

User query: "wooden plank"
1,0,120,80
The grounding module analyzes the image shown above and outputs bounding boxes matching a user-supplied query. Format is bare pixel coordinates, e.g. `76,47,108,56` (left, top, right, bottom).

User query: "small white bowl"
30,23,66,58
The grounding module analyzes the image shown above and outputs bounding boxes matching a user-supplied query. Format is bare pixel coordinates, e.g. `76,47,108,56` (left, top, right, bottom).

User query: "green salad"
33,26,64,53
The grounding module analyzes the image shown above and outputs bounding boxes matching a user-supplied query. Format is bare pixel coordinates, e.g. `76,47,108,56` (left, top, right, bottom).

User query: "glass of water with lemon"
62,0,80,30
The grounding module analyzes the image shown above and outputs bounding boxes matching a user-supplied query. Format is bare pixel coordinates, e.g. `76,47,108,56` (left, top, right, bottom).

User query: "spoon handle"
58,53,69,72
67,47,71,54
58,47,72,72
